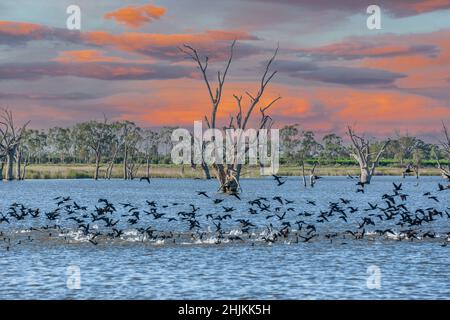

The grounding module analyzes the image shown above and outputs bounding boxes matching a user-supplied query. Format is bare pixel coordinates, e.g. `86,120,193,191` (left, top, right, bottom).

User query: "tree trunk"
0,162,4,180
301,161,307,187
15,149,22,180
123,145,128,180
360,166,372,184
21,157,28,180
94,154,100,180
105,146,119,179
309,162,318,187
146,157,151,178
6,150,15,181
201,161,211,179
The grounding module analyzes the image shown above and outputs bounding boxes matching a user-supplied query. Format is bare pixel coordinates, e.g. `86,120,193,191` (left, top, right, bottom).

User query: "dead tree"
436,122,450,180
347,126,390,184
0,133,6,180
0,109,29,181
180,41,280,193
301,160,307,187
309,162,318,187
402,162,419,179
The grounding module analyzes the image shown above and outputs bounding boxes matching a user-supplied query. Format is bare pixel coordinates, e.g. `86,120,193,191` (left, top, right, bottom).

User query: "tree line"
1,107,449,182
279,124,447,165
0,109,178,181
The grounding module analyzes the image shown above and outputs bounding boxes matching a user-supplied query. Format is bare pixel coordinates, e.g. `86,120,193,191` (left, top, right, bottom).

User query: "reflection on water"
0,177,449,299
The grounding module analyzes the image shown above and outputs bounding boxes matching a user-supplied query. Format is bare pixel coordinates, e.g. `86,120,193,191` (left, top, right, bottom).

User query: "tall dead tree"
402,162,419,179
436,122,450,180
309,162,318,187
180,41,280,193
0,130,6,180
347,126,390,184
0,109,29,181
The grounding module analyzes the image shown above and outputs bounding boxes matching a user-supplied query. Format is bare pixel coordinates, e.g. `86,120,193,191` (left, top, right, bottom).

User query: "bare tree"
0,109,29,181
138,129,158,179
309,162,318,187
118,121,141,180
180,41,280,193
347,126,390,184
436,122,450,180
402,162,419,179
300,160,307,187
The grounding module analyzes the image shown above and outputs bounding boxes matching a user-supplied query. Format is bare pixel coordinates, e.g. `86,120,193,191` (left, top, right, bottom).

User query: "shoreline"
4,164,444,180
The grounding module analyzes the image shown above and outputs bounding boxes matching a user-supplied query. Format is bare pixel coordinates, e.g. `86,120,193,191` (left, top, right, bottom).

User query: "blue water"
0,176,449,299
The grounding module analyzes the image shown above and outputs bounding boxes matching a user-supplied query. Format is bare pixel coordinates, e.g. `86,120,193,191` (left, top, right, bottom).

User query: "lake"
0,176,449,299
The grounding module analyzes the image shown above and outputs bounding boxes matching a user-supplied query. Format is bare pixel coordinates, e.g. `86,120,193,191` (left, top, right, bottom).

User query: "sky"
1,0,450,139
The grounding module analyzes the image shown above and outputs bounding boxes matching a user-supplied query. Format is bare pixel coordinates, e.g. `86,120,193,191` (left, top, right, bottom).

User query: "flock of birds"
0,174,449,251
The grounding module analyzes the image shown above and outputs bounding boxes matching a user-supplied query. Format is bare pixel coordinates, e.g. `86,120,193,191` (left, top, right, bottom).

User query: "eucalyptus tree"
436,122,450,180
158,126,178,157
47,127,72,163
347,126,390,184
321,133,346,159
23,129,47,164
118,121,142,180
0,109,29,180
180,41,280,193
280,124,301,162
104,122,124,180
300,131,323,159
138,129,159,179
73,119,112,180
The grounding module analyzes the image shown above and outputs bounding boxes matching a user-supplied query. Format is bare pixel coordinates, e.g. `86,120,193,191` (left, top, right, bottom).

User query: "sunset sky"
1,0,450,138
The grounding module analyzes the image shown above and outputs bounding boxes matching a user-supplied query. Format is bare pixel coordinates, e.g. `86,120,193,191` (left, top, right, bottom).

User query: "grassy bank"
18,163,443,179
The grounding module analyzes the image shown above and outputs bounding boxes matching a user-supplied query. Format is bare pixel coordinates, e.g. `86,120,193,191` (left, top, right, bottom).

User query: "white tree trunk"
360,166,372,184
6,151,15,181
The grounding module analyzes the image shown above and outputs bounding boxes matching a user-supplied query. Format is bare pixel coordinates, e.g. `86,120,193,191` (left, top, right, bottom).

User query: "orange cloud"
0,21,43,35
53,50,123,63
82,29,259,60
0,20,259,60
113,81,450,136
361,30,450,88
104,4,166,28
84,30,257,50
401,0,450,14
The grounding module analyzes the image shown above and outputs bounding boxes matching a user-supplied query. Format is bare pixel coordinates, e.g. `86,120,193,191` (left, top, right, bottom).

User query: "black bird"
272,174,286,186
146,200,157,207
428,196,439,202
348,206,358,213
140,176,151,184
197,191,209,198
231,193,241,200
393,182,402,191
120,202,133,208
273,196,284,204
365,202,378,211
299,234,316,243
